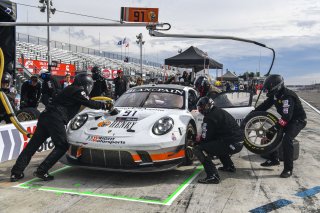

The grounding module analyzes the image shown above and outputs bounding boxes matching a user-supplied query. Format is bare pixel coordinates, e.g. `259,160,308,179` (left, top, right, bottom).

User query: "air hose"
0,48,32,138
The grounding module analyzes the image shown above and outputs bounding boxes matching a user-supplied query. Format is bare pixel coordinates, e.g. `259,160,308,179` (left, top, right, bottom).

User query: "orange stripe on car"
150,150,185,162
131,154,142,162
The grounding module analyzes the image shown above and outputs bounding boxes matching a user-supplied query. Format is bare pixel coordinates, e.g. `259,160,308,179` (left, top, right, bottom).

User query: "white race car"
61,84,254,172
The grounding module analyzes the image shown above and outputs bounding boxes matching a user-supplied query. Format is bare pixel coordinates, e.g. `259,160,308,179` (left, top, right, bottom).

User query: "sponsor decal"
109,120,137,129
116,117,138,121
87,135,125,144
97,120,112,127
283,99,290,107
171,133,177,141
283,108,289,114
201,123,207,139
126,87,185,96
235,118,243,126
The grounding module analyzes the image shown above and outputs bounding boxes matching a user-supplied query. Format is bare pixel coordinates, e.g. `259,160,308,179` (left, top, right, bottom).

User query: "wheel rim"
244,115,277,148
17,112,34,121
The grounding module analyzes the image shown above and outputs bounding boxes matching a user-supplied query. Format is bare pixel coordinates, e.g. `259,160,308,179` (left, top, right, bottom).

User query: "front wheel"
241,111,284,154
184,123,196,165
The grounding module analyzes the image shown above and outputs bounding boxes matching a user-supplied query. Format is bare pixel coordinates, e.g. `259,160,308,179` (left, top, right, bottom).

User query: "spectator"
225,82,231,91
136,77,143,86
113,70,128,100
20,74,41,109
89,66,108,97
60,73,73,89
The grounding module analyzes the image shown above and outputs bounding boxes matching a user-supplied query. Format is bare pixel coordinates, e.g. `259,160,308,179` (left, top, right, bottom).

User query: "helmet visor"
85,82,93,95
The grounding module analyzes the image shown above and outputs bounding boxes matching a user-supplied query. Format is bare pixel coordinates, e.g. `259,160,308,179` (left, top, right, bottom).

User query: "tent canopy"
216,70,239,81
165,46,223,72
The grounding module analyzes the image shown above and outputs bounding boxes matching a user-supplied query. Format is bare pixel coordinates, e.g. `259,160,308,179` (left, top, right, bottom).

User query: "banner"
18,59,76,76
0,121,54,163
102,69,119,79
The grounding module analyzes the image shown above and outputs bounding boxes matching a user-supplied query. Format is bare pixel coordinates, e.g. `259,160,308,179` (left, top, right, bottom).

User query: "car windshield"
115,88,185,109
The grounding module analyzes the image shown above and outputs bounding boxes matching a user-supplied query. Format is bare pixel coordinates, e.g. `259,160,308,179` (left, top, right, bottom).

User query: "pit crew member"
11,73,113,182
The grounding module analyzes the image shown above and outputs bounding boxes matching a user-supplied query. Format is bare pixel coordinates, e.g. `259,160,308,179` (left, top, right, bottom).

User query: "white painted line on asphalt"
300,98,320,115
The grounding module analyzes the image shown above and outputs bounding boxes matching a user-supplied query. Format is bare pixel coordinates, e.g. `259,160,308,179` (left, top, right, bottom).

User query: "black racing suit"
0,89,16,124
193,106,243,177
114,76,128,99
41,76,61,106
20,81,41,109
11,85,109,175
89,73,108,97
255,87,307,171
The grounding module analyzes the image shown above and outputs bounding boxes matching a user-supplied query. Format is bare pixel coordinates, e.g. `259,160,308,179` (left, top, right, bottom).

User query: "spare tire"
16,107,40,122
240,111,284,154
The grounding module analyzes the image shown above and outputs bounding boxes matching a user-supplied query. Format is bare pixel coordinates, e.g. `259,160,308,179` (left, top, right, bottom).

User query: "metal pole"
46,0,51,72
140,36,143,77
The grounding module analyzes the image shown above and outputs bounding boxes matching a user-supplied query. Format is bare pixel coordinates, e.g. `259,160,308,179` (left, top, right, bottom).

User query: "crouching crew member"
11,73,113,182
254,74,307,178
194,97,243,184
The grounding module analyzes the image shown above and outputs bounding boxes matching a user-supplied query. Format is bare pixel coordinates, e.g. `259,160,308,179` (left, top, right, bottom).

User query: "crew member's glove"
266,124,280,140
102,100,113,110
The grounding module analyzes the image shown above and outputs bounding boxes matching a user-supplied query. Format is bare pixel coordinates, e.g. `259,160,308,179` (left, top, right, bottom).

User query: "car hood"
68,107,183,139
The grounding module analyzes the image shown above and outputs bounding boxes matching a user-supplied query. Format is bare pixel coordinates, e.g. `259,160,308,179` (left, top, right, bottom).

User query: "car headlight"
152,117,174,135
70,113,88,130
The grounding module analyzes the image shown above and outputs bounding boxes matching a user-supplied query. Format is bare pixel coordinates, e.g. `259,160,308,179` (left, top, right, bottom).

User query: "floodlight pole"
136,33,145,77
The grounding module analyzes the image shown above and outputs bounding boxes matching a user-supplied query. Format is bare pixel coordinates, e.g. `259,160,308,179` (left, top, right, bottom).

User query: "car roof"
134,84,191,90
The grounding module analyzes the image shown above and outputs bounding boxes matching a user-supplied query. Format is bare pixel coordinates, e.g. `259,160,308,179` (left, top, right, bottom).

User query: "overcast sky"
13,0,320,85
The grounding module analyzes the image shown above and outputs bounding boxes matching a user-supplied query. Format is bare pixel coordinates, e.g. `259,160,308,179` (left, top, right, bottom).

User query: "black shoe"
10,173,24,182
218,166,236,173
33,171,54,181
260,160,280,167
198,174,221,184
280,170,292,178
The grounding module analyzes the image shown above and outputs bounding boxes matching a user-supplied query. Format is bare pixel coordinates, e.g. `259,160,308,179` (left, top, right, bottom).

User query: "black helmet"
195,76,210,97
91,66,101,74
1,72,12,89
196,96,215,116
263,74,284,97
73,73,94,95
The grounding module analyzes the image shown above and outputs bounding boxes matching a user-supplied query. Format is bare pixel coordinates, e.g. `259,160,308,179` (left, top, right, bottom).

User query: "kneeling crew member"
254,74,307,178
11,73,113,182
194,97,243,184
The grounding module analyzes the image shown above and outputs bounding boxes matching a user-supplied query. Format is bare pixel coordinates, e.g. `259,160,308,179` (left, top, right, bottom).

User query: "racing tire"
241,111,284,155
183,123,196,166
261,139,300,161
16,107,40,122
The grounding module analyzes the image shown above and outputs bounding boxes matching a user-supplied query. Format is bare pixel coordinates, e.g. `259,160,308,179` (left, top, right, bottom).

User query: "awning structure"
164,46,223,72
216,70,239,81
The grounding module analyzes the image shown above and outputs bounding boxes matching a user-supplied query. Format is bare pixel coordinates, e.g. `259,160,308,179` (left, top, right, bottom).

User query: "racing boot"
260,159,280,167
218,165,236,173
198,174,221,184
33,170,54,181
10,172,24,182
280,170,292,178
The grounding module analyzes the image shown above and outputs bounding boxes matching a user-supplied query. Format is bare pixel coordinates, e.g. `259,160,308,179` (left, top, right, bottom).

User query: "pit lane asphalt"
0,95,319,213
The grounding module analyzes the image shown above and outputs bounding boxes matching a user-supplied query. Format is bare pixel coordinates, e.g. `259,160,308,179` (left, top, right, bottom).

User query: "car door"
213,91,254,126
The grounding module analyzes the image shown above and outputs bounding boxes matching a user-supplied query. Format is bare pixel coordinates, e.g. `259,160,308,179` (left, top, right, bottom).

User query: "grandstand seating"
15,41,176,78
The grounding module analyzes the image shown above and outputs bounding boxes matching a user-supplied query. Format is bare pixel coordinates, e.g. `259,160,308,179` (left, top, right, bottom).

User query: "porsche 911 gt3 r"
61,84,254,172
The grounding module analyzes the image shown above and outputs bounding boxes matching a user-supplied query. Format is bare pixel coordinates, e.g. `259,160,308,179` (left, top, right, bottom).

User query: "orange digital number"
121,7,159,23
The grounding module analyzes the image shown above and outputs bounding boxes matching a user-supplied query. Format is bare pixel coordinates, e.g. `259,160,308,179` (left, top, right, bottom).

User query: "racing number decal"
123,110,138,117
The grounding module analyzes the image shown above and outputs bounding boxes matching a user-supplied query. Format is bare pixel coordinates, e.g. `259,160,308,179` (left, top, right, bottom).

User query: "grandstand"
15,33,177,80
